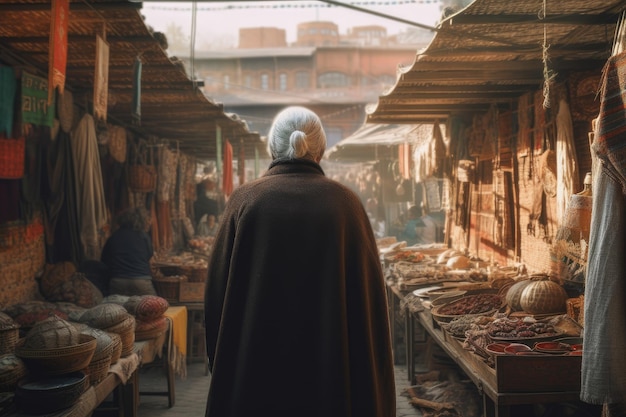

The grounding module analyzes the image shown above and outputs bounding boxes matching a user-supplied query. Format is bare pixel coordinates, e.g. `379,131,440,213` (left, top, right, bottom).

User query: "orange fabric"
222,139,233,197
49,0,69,104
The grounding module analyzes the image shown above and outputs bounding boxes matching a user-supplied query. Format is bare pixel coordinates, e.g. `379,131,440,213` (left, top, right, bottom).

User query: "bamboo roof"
366,0,626,124
0,0,266,160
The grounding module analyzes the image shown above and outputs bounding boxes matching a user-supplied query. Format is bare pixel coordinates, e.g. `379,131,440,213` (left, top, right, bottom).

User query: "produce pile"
437,293,503,316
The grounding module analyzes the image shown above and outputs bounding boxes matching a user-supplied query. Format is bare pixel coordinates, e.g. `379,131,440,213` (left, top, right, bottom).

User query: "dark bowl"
15,371,88,414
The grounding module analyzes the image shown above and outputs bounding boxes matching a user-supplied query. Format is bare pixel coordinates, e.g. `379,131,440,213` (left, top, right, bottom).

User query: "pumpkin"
520,278,568,315
446,255,470,270
504,279,533,311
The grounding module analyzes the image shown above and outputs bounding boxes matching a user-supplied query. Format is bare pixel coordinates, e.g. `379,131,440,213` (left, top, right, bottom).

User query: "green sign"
21,72,55,127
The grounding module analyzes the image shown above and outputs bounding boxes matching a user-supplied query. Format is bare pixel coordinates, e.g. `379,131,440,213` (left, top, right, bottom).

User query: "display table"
172,302,208,375
387,283,586,417
5,353,140,417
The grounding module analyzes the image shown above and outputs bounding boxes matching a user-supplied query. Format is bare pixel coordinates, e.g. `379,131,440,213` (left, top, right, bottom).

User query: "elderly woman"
101,207,157,296
204,106,395,417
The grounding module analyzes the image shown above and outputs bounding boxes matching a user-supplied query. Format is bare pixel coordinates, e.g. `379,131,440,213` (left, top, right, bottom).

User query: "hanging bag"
127,140,156,192
0,137,26,179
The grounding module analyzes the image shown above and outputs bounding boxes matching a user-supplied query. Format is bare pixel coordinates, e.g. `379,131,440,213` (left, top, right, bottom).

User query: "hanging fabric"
555,99,579,221
132,57,142,125
69,113,108,260
93,34,109,121
0,66,17,137
222,139,233,198
48,0,69,105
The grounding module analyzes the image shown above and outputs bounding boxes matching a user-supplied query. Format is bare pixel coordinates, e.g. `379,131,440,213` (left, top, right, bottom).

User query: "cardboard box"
179,282,205,303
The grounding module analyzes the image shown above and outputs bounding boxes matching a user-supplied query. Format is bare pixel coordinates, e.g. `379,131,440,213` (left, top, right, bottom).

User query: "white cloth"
555,99,579,221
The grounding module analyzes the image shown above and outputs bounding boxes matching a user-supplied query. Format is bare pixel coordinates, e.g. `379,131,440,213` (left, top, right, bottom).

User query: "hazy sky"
141,1,443,49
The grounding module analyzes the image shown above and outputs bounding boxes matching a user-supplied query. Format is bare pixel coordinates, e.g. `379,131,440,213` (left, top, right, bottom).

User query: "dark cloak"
204,158,396,417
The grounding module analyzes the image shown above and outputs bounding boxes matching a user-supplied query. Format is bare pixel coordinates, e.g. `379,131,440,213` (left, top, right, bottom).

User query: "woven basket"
153,275,187,303
0,328,19,355
15,334,97,376
106,332,122,365
128,164,156,193
0,137,25,179
85,355,111,385
119,328,135,357
0,353,28,392
180,266,208,283
135,317,168,341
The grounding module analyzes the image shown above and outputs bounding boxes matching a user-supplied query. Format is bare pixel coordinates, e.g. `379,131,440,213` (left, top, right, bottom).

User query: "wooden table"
386,283,593,417
172,302,208,375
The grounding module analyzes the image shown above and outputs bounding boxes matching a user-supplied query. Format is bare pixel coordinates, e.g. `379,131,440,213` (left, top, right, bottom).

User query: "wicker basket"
0,327,19,356
153,275,187,303
181,266,208,283
135,317,168,341
15,334,97,376
0,137,25,179
0,353,28,392
85,355,111,385
128,164,157,192
119,328,136,358
106,332,122,365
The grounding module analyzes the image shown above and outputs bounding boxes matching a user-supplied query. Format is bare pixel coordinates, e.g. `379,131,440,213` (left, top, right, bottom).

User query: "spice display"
437,293,502,316
486,317,559,339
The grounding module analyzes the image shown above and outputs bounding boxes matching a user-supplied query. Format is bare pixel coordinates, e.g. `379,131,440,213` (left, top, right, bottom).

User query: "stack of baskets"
76,303,136,358
153,274,187,303
0,312,25,392
79,327,115,385
14,316,97,377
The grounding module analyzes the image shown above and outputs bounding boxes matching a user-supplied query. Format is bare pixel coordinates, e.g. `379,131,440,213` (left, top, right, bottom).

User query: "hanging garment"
70,113,108,260
555,99,579,220
0,66,17,137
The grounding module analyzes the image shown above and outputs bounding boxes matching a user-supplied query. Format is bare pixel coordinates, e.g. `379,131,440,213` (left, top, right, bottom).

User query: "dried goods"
487,317,559,339
437,293,502,316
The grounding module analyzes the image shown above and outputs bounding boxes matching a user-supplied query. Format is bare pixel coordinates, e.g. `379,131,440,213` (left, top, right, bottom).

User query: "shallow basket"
15,334,97,376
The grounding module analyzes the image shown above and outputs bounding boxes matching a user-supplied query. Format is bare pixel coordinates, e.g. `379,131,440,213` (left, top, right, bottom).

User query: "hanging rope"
539,0,557,109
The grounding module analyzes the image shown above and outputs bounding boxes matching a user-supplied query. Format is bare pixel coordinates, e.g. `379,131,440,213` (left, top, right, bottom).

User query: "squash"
504,279,532,311
520,278,568,315
446,255,470,270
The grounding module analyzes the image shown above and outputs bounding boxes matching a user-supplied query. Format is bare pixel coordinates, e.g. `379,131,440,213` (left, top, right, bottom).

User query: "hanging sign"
49,0,69,104
93,34,109,121
21,72,55,127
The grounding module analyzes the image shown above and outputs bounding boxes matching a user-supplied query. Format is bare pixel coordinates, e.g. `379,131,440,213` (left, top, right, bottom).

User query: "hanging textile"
21,72,55,128
0,66,17,137
555,99,579,220
222,139,233,198
132,57,142,125
430,121,445,177
582,47,626,408
93,34,109,121
48,0,69,104
69,113,108,260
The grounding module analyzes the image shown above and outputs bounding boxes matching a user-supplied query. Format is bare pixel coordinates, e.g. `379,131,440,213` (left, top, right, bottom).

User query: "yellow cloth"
164,306,187,378
164,306,187,356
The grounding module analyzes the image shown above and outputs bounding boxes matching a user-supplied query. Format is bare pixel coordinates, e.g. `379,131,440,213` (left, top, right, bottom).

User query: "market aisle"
136,361,423,417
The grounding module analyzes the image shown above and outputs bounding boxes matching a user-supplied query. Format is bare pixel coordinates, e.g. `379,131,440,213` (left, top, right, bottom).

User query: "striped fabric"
594,50,626,194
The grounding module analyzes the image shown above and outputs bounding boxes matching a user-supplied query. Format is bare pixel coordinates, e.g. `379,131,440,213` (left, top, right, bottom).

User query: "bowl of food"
503,343,533,355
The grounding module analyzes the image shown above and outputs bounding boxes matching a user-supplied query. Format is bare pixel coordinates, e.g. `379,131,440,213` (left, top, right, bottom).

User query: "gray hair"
267,106,326,161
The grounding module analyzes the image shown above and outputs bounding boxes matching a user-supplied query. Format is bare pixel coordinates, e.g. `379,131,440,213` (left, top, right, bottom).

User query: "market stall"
377,240,593,417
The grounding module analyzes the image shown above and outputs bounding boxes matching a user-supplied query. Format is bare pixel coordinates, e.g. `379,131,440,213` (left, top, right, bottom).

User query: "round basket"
119,328,135,358
106,332,122,365
85,355,111,385
0,353,28,392
0,328,19,356
135,317,168,341
15,334,97,376
153,275,187,303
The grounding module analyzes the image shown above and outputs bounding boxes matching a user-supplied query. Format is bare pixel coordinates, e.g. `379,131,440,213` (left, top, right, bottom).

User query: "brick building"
181,22,430,147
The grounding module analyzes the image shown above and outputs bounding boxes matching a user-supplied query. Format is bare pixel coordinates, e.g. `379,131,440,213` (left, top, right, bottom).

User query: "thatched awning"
0,0,266,160
366,0,626,124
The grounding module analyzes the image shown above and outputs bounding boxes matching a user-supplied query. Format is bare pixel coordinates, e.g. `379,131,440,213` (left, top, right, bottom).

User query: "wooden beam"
400,69,544,82
449,13,619,26
0,2,141,12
